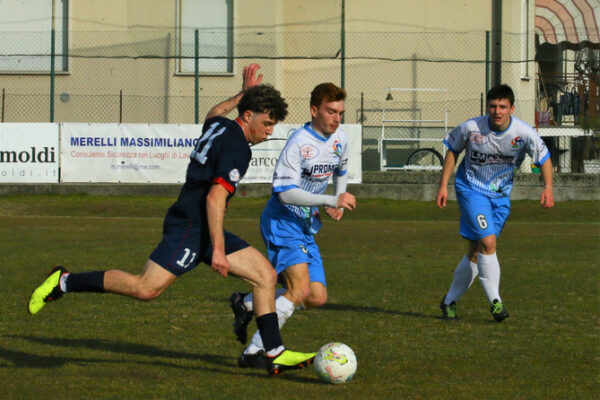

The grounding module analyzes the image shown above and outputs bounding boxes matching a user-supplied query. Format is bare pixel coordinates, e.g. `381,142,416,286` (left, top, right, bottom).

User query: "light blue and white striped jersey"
443,115,550,198
264,122,349,234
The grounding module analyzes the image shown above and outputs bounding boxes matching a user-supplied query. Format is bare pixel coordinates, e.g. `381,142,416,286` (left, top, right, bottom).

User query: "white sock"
446,256,478,304
265,345,285,357
244,295,296,355
59,273,70,292
478,252,501,304
243,288,287,311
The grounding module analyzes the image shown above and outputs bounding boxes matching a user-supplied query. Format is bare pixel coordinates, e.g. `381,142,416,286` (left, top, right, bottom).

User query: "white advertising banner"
60,123,362,184
0,123,59,183
61,123,202,183
246,124,362,183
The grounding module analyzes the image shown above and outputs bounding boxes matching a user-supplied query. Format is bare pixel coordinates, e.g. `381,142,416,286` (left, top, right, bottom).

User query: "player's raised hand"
211,248,230,277
336,192,356,211
242,63,263,92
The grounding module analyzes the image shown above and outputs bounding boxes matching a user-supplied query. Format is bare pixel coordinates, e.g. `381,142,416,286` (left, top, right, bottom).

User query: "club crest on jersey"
469,131,488,144
300,144,319,159
229,168,240,182
332,140,342,156
511,136,524,149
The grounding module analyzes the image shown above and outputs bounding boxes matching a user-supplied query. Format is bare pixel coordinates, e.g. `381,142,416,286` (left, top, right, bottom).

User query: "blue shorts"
149,216,249,276
456,186,511,240
260,211,326,286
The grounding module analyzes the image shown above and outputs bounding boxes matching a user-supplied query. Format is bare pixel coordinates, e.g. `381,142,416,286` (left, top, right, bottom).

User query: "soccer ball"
314,342,357,384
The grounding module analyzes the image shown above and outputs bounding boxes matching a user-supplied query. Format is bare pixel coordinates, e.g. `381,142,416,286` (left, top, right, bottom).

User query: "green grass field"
1,194,598,399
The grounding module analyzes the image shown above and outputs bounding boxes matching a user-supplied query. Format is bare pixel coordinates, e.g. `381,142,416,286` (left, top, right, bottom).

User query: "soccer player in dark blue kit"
28,64,316,375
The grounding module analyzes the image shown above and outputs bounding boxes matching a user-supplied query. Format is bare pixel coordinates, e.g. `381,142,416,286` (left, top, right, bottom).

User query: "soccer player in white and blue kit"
231,83,356,367
437,84,554,322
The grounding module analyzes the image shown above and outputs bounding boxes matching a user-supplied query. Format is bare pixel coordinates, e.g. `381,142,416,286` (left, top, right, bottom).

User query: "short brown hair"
310,83,347,108
238,84,288,122
487,84,515,106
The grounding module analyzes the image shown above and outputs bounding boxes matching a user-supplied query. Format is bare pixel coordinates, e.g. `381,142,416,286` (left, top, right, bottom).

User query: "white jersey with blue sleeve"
264,122,349,234
443,115,550,198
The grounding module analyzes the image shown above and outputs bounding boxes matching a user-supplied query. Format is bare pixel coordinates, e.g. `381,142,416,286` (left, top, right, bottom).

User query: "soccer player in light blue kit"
437,84,554,322
230,83,357,367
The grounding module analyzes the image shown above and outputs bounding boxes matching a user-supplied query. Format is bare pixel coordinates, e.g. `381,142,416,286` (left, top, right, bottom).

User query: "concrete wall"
1,171,598,201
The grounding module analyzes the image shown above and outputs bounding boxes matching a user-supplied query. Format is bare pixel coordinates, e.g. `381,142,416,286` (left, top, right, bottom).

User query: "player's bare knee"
255,264,277,287
305,292,327,308
135,286,163,301
478,236,497,254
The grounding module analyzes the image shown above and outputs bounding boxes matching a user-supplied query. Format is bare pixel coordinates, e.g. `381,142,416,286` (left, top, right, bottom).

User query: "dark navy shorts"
149,217,250,276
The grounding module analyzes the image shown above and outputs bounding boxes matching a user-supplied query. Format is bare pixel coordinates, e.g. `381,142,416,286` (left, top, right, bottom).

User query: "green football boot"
440,295,457,319
28,265,68,315
490,299,509,322
265,349,316,376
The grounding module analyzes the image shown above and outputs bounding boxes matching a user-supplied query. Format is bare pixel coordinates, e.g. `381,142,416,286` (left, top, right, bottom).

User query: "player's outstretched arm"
437,150,458,209
278,189,355,211
539,158,555,208
205,63,263,120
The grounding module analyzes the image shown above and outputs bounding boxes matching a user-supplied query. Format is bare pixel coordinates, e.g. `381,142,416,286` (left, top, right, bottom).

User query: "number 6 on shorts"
476,214,488,229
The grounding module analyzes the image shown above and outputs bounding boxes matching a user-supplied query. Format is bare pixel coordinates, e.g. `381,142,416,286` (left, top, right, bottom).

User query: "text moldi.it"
0,147,56,163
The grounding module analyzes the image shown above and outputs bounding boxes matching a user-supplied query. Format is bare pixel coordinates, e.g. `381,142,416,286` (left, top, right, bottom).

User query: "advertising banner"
60,123,362,184
0,123,59,183
61,123,201,183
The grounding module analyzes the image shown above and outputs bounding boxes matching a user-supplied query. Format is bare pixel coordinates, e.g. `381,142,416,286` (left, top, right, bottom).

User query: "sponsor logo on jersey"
301,164,337,179
300,144,319,159
470,150,515,164
332,140,343,156
511,136,524,149
229,168,240,182
273,172,293,182
469,131,488,144
298,245,308,254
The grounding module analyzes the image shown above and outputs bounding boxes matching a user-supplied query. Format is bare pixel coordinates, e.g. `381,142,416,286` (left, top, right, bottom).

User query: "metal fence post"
50,0,56,122
340,0,345,123
485,30,490,95
195,29,199,124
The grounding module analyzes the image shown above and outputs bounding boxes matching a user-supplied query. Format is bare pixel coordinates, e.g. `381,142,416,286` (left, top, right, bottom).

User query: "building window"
177,0,233,74
0,0,68,73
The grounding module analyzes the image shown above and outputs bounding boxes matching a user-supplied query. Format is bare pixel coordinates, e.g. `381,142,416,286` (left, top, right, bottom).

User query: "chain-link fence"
1,29,597,171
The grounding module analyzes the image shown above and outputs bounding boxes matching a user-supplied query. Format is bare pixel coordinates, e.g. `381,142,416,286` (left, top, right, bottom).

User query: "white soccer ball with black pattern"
314,342,357,384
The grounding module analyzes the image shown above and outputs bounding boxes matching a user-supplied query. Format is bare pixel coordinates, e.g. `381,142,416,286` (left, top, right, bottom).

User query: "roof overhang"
535,0,600,49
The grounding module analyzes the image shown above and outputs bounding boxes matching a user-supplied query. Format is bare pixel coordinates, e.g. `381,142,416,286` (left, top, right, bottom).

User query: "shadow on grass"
321,303,501,324
1,335,318,383
321,302,443,320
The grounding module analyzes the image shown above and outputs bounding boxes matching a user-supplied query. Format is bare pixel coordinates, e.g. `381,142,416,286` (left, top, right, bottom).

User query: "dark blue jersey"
166,116,251,221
